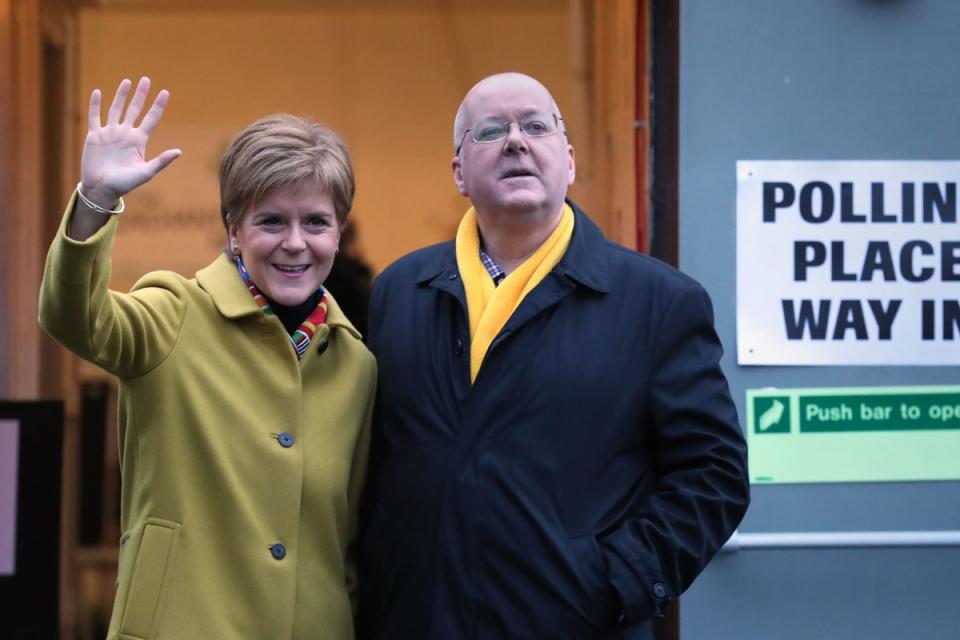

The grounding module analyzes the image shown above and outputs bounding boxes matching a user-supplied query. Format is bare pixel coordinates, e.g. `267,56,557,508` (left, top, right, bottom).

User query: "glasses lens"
469,115,560,144
473,120,510,143
519,115,555,136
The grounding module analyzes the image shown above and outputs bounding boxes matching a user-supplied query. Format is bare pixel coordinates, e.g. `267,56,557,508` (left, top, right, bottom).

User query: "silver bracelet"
76,182,125,215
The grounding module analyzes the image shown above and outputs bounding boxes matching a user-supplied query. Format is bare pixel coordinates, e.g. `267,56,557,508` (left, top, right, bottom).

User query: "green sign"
752,395,792,433
747,385,960,484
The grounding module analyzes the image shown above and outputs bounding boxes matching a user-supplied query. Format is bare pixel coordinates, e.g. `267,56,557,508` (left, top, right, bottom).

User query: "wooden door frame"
1,4,84,638
642,1,682,638
583,1,680,637
573,0,676,266
648,3,681,636
648,0,679,268
0,0,42,401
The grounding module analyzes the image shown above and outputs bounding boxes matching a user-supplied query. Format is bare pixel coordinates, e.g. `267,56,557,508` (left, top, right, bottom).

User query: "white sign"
737,160,960,365
0,419,19,575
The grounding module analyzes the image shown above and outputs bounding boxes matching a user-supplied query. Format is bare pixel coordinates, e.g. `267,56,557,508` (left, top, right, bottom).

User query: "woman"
39,77,375,639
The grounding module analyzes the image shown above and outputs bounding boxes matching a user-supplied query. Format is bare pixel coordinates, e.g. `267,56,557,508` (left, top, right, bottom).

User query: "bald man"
359,73,749,639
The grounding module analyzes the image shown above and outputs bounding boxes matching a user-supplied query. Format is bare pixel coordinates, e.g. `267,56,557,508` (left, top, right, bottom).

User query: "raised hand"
79,77,182,209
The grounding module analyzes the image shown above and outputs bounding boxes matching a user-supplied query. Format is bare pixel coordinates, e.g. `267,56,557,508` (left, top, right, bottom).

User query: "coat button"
448,272,458,280
317,339,329,355
278,432,295,448
652,582,667,598
270,543,287,560
455,337,463,355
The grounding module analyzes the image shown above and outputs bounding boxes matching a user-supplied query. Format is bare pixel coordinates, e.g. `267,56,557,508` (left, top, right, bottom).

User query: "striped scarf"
234,256,328,359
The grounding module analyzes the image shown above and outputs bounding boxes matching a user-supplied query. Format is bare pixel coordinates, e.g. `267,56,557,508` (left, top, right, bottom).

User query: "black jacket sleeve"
599,283,750,620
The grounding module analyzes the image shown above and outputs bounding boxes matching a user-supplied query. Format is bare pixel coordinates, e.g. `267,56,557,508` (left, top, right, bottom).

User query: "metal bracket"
721,529,960,553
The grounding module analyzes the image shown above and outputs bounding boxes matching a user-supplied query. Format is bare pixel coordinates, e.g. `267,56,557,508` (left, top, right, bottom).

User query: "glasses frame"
456,114,565,155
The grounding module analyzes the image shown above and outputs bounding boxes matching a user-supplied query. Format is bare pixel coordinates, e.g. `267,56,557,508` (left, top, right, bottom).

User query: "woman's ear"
228,225,240,256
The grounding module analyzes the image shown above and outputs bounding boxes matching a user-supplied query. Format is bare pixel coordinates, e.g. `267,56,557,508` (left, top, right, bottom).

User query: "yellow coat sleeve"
38,193,187,379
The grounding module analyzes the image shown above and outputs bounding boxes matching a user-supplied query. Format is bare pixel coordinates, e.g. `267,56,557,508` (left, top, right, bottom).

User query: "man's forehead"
472,104,551,121
463,76,556,118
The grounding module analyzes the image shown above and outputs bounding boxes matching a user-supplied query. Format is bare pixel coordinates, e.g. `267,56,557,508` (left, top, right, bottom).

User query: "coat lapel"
494,201,613,342
196,252,362,340
196,253,263,320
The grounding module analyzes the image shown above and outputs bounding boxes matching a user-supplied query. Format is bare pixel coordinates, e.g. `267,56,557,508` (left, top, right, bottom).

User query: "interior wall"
78,5,575,290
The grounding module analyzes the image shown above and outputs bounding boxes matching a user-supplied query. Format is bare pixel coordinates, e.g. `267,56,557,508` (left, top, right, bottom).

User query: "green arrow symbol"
759,399,786,432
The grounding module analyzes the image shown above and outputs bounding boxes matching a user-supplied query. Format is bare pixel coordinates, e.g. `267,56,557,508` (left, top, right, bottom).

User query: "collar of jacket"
413,198,611,294
196,252,362,339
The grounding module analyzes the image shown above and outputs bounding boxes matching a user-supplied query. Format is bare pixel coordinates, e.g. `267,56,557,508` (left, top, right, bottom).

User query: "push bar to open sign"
799,392,960,432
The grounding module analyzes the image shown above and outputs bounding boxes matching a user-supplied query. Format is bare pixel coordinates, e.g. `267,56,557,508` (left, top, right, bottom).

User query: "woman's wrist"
69,189,117,241
77,182,124,213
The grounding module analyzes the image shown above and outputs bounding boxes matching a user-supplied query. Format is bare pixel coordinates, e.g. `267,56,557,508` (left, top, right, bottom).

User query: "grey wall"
677,1,960,637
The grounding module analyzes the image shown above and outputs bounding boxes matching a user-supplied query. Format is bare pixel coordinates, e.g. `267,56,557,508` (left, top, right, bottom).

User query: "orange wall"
78,6,574,289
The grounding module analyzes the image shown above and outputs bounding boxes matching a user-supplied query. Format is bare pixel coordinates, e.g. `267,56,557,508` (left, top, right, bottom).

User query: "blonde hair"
219,114,355,230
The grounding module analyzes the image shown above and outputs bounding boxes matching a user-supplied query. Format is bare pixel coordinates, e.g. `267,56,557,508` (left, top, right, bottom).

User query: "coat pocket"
568,533,621,631
116,517,181,640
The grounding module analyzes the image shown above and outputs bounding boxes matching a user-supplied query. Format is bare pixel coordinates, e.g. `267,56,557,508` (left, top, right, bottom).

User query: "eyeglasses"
456,113,564,155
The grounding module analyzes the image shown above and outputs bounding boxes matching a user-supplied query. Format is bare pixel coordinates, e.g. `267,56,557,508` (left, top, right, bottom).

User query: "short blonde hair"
219,114,355,230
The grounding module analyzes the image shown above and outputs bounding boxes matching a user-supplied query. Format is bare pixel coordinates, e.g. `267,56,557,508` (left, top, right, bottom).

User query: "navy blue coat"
361,202,749,640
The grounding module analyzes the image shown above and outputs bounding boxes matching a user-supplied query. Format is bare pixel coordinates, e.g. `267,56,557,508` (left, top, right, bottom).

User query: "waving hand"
79,76,182,209
70,77,181,240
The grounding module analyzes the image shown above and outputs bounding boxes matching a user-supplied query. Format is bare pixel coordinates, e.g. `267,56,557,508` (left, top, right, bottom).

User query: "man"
361,72,749,639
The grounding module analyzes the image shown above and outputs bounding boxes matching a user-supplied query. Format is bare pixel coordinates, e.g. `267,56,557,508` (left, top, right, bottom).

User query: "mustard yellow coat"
39,199,375,640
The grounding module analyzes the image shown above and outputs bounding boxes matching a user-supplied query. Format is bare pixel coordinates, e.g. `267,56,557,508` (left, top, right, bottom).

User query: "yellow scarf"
455,204,575,383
